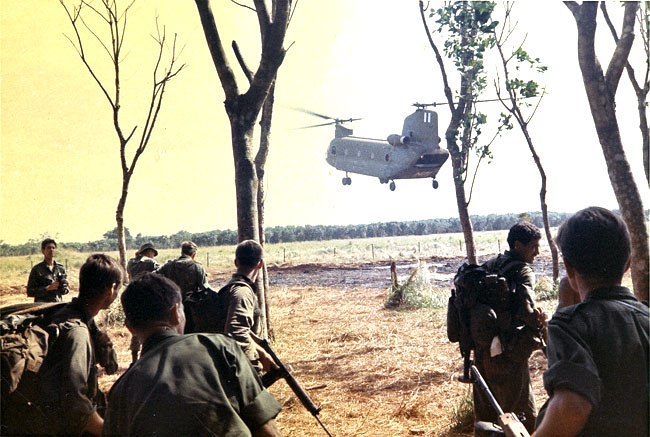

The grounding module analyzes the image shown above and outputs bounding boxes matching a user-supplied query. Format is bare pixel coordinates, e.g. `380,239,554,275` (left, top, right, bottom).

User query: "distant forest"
2,210,646,257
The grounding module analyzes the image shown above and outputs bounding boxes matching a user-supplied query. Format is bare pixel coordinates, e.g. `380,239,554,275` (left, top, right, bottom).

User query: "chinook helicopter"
300,106,449,191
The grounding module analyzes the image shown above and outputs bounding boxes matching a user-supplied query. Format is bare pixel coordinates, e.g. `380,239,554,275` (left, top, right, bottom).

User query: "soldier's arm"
515,265,539,328
27,266,57,299
253,419,282,437
533,388,591,437
224,287,257,358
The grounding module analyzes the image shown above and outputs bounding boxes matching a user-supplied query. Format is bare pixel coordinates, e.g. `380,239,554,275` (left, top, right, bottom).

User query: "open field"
0,232,590,435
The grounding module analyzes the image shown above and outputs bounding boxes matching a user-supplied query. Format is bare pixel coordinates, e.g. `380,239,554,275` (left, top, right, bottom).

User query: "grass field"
1,231,564,436
0,231,511,294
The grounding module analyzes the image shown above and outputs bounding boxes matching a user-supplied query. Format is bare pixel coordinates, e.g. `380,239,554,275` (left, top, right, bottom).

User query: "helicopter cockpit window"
330,145,336,155
423,112,433,124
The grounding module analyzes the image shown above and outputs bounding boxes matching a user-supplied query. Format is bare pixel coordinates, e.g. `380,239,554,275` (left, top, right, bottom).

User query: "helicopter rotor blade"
292,107,336,121
293,121,339,130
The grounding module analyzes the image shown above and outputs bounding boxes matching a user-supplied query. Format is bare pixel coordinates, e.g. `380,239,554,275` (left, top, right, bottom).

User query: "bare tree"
494,4,560,281
60,0,184,268
601,2,650,187
194,0,291,336
565,1,649,301
420,1,500,264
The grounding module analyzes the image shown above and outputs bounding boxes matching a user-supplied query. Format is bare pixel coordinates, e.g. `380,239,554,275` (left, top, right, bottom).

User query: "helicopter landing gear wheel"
432,179,439,189
342,177,352,186
389,181,396,191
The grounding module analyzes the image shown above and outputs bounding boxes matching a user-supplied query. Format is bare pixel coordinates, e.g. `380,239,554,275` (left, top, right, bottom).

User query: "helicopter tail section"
401,109,439,146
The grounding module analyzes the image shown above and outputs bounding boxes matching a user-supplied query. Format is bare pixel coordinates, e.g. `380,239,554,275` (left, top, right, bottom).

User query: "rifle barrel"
470,365,504,416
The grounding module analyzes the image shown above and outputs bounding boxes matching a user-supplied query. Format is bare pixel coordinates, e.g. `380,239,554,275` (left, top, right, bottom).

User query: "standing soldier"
158,241,209,298
27,238,70,302
126,242,160,365
126,243,160,281
473,222,545,435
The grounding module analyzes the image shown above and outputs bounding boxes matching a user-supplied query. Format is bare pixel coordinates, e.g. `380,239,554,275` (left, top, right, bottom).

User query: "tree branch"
195,0,240,101
605,1,639,94
233,40,254,83
418,0,456,112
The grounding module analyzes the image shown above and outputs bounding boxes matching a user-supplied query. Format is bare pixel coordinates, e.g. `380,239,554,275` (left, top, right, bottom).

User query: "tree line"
7,210,645,257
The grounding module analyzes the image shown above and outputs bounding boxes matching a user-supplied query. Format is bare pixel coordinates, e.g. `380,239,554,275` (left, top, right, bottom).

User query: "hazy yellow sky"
1,1,648,245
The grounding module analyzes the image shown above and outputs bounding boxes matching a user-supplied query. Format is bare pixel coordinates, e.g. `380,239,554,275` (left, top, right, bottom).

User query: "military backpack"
447,260,541,380
183,281,248,334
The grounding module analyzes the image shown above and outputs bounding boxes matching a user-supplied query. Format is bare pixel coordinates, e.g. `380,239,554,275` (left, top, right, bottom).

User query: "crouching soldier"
103,273,282,436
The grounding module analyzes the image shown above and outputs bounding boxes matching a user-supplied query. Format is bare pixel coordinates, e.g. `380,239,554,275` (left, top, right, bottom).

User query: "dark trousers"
473,352,536,436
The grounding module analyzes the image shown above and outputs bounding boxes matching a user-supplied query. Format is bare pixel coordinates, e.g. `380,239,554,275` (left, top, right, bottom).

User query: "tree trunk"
230,120,259,243
115,180,129,269
569,1,649,301
257,82,275,338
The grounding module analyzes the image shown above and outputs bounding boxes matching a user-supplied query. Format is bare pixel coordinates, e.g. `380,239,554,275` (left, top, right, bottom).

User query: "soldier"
219,240,277,374
473,221,545,435
103,273,283,436
535,207,649,437
126,242,160,365
126,242,160,281
157,241,208,298
27,238,70,302
38,254,123,436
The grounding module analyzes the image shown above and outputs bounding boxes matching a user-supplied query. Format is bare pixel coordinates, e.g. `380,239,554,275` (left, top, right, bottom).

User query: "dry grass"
97,278,554,436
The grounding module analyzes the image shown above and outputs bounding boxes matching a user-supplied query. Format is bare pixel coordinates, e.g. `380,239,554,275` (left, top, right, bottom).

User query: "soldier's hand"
257,347,279,373
46,281,60,291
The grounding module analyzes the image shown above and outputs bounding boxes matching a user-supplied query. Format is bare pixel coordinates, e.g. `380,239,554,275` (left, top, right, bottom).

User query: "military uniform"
158,254,208,298
126,255,159,281
103,331,282,437
126,255,160,359
474,250,540,434
39,299,99,436
26,260,67,302
222,274,264,371
539,286,649,436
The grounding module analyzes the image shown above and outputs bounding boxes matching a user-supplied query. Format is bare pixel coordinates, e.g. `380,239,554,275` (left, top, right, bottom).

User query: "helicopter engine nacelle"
387,134,410,147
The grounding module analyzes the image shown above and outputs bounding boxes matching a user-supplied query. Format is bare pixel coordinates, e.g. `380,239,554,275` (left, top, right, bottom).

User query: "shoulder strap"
615,299,650,317
497,259,526,277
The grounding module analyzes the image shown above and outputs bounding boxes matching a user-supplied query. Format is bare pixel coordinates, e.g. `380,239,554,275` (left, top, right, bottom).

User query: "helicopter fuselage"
325,109,449,187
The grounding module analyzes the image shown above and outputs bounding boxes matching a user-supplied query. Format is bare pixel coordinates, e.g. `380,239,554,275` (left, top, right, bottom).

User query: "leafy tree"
565,1,649,301
60,0,184,268
493,3,559,281
420,1,499,264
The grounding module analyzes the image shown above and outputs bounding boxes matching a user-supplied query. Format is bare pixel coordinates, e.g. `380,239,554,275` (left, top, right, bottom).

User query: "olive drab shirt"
223,274,263,370
39,299,99,436
103,331,282,437
541,286,649,436
27,260,67,302
126,255,160,282
157,254,208,298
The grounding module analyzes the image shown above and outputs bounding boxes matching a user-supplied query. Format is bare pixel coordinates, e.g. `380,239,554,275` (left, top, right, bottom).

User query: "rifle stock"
251,333,333,437
470,365,530,437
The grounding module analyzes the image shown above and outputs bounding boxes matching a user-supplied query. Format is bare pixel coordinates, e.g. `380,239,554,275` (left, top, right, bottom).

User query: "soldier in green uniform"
535,207,649,437
126,242,160,281
27,238,70,302
103,273,283,437
473,222,545,435
220,240,277,374
157,241,208,298
38,254,123,436
126,242,160,365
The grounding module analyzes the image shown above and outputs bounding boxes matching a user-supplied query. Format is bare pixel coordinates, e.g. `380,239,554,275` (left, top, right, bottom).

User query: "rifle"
251,333,333,437
470,365,530,437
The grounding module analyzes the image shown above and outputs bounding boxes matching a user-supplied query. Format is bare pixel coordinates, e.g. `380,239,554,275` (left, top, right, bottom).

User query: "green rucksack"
183,281,249,334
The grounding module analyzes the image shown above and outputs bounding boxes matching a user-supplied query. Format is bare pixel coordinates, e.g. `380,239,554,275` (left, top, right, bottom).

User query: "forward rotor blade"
292,107,335,120
293,121,338,129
